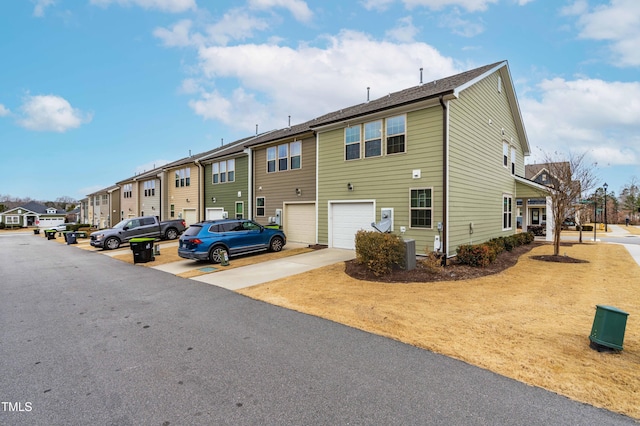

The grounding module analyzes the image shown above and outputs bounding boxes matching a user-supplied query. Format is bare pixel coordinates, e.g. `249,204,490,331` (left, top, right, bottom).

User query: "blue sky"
1,0,638,202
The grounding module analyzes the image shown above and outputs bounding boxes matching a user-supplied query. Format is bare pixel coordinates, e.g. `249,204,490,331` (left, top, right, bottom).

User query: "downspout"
439,95,448,256
195,158,204,222
245,148,253,220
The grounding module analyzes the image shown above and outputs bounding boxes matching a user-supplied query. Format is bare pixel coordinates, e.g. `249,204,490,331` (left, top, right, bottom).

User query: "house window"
503,142,509,168
235,202,244,219
278,144,288,171
267,147,276,172
144,180,155,197
175,168,191,187
123,184,133,199
267,142,302,172
6,215,19,224
170,204,175,218
364,121,382,158
256,197,265,216
410,189,432,228
503,195,513,230
212,159,235,184
386,115,406,154
511,149,516,175
290,141,301,169
345,125,361,160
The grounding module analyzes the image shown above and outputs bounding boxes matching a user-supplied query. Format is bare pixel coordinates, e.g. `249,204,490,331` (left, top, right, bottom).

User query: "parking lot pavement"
190,248,356,290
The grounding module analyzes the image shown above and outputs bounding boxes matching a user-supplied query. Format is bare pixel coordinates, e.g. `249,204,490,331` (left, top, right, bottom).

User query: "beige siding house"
162,158,202,226
312,61,541,255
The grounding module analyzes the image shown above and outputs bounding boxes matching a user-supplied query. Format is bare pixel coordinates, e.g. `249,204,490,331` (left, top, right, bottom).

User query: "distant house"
87,185,120,228
117,167,163,220
0,201,66,229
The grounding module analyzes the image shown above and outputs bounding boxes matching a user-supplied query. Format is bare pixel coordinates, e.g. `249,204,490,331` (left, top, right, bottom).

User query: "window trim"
511,148,516,175
235,201,244,219
409,187,433,229
256,196,265,217
385,115,406,155
212,159,235,184
344,114,406,160
345,125,361,161
503,194,513,230
503,141,509,168
364,120,382,158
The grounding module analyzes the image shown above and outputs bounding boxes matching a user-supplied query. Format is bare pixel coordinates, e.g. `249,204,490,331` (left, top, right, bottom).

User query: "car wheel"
269,236,284,252
104,237,120,250
209,245,228,264
165,228,178,240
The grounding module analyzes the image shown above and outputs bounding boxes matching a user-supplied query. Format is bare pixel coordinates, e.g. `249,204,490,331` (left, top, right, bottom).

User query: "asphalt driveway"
0,233,635,425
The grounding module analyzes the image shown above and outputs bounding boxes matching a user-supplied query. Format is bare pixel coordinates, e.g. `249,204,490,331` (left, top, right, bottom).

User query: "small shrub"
0,222,5,229
420,251,444,271
355,230,405,276
457,244,496,267
579,225,594,231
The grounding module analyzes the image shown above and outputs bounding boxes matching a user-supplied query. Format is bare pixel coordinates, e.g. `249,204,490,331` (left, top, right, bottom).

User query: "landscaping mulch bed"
345,241,588,283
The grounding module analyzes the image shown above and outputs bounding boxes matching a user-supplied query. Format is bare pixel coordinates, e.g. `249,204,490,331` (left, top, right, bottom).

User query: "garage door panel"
284,203,315,244
330,202,374,249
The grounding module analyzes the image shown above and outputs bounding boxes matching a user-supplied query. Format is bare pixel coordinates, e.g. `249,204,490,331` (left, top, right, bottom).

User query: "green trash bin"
589,305,629,351
130,238,156,264
45,229,56,240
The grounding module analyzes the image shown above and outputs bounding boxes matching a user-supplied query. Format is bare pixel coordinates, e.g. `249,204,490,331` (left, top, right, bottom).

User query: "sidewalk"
589,224,640,267
190,248,355,290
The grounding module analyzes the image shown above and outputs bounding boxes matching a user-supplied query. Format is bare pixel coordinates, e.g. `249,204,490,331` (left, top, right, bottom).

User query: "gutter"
439,95,448,256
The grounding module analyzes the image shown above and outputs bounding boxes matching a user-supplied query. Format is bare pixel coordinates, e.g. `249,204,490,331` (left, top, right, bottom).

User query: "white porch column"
522,199,529,232
545,196,553,242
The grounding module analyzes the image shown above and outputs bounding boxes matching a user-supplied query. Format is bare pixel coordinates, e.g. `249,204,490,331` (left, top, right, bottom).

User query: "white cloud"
439,8,485,37
134,160,169,174
18,95,92,132
521,77,640,167
33,0,55,17
0,104,10,116
90,0,196,13
248,0,313,22
401,0,498,12
154,19,197,47
204,9,270,46
571,0,640,67
560,0,588,16
187,30,457,131
361,0,395,11
386,16,420,42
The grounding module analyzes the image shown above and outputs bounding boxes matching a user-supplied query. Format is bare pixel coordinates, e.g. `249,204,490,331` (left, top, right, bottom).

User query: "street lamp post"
603,182,608,232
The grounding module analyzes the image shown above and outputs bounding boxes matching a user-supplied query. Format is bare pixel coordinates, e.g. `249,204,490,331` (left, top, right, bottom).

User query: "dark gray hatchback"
178,219,286,263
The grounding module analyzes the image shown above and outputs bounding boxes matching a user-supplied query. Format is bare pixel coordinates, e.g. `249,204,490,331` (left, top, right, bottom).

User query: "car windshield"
112,219,129,229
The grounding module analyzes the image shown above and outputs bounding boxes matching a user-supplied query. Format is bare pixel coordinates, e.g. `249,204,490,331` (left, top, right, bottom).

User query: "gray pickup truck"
90,216,187,250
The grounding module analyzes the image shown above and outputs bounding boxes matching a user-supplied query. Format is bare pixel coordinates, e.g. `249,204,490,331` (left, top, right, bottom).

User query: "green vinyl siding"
448,70,524,252
204,155,249,218
317,107,444,251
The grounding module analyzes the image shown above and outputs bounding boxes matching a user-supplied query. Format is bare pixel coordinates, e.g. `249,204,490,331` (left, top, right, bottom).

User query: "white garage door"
206,208,225,220
183,209,198,226
284,203,316,244
330,202,375,249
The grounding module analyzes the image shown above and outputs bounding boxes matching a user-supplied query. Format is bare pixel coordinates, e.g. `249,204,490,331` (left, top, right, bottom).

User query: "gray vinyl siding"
448,70,523,252
317,107,444,253
252,135,316,225
204,155,249,219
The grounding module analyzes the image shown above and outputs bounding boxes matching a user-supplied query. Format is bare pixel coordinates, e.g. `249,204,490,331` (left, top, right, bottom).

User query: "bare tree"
535,151,597,256
620,177,639,223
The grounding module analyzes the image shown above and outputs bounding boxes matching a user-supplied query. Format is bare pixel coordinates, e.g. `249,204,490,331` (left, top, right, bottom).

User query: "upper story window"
123,183,133,199
267,141,302,172
345,115,406,160
175,167,191,187
345,126,361,161
144,180,155,197
503,141,509,168
213,159,235,184
386,115,406,154
102,195,108,204
364,121,382,158
511,148,516,175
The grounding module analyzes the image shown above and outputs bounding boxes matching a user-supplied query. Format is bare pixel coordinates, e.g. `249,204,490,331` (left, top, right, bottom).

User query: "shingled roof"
309,61,505,128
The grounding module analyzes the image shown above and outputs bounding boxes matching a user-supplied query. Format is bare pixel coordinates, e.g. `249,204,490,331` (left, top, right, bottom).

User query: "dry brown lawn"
238,242,640,420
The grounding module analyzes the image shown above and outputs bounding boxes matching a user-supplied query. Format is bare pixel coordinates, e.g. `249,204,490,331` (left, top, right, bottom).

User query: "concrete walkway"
190,248,355,290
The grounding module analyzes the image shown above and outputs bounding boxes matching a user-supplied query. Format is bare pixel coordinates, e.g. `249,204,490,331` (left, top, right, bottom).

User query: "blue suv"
178,219,286,263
